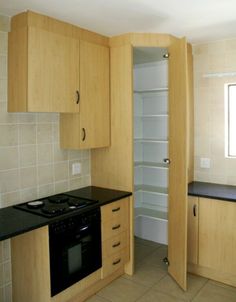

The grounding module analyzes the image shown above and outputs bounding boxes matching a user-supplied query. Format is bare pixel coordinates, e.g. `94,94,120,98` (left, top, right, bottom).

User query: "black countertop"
0,186,132,242
188,181,236,202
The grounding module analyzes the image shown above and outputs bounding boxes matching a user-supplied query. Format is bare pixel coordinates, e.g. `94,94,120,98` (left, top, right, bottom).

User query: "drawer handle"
113,258,121,265
193,204,197,217
112,224,121,230
112,241,121,248
76,90,80,104
112,207,120,212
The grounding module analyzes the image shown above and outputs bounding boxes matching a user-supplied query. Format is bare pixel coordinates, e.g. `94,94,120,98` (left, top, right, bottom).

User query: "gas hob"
14,194,98,218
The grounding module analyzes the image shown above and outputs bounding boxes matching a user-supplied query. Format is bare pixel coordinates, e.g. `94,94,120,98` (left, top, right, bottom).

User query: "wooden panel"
168,37,188,291
101,248,129,279
8,27,28,112
11,226,51,302
109,33,176,47
102,231,129,259
11,11,109,46
199,198,236,274
27,27,80,112
187,43,194,183
91,44,133,191
60,113,81,149
79,41,110,148
187,196,199,265
101,198,129,222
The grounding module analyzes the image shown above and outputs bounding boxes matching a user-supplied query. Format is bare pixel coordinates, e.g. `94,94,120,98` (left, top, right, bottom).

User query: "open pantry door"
167,37,188,291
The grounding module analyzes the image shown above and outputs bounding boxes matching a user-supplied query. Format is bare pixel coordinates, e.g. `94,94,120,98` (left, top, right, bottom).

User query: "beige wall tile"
1,191,20,207
0,169,19,193
20,167,37,189
53,143,68,162
0,80,7,101
68,149,82,160
69,177,83,190
0,263,3,286
0,102,18,124
3,284,12,302
19,145,36,167
19,124,36,145
52,123,59,142
38,164,53,186
37,124,53,144
0,147,18,170
18,113,36,124
37,143,53,164
3,262,11,284
2,241,10,262
55,180,69,194
0,242,3,263
0,55,7,77
0,32,7,54
0,16,10,32
38,183,54,198
0,125,18,146
54,161,68,182
20,187,37,203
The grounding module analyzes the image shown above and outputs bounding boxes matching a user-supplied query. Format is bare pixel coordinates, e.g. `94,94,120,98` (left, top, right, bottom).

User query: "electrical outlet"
72,162,81,175
200,157,211,169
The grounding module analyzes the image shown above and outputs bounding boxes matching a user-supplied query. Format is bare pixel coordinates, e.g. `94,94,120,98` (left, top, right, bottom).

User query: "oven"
49,207,101,296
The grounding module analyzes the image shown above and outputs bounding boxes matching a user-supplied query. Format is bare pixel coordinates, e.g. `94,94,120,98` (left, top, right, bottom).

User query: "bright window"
225,83,236,157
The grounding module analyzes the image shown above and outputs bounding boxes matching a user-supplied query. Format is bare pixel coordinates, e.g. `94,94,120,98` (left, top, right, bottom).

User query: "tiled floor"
87,237,236,302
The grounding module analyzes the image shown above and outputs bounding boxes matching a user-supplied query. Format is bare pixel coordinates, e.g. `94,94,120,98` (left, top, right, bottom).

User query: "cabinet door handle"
76,90,80,104
193,204,197,217
112,258,121,265
112,224,121,230
112,207,120,212
82,128,86,141
112,241,121,248
163,158,171,164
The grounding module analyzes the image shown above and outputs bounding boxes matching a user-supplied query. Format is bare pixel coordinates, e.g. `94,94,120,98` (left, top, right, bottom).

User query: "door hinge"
163,53,169,59
163,257,170,266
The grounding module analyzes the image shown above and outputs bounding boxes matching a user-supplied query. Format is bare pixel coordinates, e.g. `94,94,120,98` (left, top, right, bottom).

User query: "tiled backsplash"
193,39,236,185
0,21,91,301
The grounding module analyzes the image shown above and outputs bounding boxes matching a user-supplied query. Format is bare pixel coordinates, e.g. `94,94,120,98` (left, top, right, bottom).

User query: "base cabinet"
101,198,130,279
188,196,236,287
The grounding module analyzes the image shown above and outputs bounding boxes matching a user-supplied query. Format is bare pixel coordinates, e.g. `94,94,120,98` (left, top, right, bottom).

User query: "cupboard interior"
133,47,169,245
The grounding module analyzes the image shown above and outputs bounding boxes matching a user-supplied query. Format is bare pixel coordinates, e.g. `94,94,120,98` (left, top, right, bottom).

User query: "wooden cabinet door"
168,37,188,290
27,27,80,112
187,196,199,265
199,198,236,274
79,41,110,148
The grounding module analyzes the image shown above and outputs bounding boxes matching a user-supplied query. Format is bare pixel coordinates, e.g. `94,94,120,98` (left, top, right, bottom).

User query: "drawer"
101,198,129,223
102,213,128,241
101,248,129,279
102,231,129,259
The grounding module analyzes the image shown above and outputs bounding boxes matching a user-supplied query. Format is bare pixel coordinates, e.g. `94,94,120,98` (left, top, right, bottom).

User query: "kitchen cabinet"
60,40,110,149
8,26,80,113
101,198,130,278
188,197,236,287
91,34,194,290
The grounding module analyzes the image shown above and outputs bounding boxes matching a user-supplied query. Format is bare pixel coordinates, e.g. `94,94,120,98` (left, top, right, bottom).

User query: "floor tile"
141,245,168,270
153,273,208,301
97,276,148,302
86,295,111,302
123,261,167,287
209,280,236,293
136,289,186,302
192,281,236,302
134,236,162,248
134,242,158,265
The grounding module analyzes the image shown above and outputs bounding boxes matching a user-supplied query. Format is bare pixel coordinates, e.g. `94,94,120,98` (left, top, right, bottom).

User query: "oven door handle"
79,225,89,232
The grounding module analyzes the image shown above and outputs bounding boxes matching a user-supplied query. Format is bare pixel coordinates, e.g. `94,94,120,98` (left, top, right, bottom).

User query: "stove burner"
68,198,88,208
49,195,69,204
27,200,45,209
41,204,66,216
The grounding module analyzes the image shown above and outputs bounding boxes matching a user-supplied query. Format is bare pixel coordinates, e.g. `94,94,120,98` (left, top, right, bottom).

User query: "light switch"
72,162,81,175
200,157,211,169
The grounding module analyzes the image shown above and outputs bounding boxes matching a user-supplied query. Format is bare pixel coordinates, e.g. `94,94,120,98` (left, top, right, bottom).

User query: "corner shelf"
134,88,168,93
135,207,168,220
134,138,168,143
134,161,168,169
134,184,168,195
134,114,168,118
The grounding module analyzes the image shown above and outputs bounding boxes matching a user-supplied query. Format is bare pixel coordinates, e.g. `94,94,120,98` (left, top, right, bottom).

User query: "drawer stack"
101,197,130,278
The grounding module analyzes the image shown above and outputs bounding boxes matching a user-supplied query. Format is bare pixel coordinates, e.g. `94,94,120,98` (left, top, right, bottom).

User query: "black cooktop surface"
14,194,98,218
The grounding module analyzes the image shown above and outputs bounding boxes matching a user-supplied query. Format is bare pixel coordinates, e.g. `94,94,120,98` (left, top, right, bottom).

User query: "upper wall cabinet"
60,40,110,149
8,27,80,112
7,11,109,114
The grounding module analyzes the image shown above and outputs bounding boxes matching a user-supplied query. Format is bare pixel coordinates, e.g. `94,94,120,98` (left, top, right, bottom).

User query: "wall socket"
72,162,81,175
200,157,211,169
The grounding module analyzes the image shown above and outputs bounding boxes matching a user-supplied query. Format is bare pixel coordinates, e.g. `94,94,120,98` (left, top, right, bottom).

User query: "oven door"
49,215,101,296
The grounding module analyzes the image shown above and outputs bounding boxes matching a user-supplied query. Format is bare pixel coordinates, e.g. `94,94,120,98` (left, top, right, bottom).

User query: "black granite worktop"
0,186,132,242
188,181,236,202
